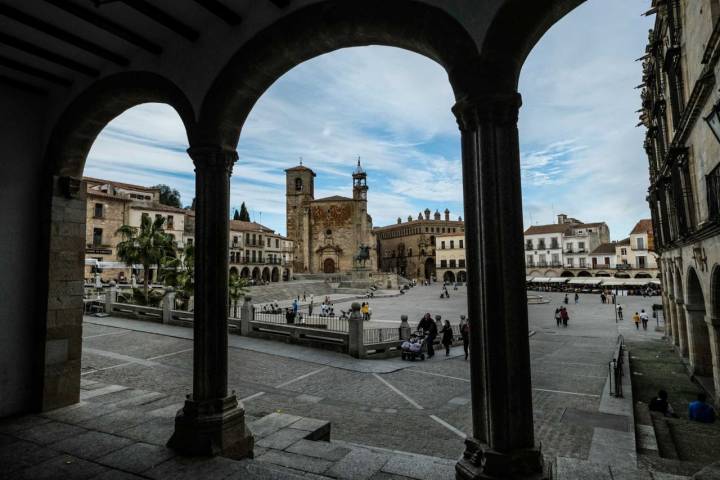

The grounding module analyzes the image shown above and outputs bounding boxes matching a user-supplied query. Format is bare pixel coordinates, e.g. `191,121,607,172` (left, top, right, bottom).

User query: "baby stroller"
400,331,427,361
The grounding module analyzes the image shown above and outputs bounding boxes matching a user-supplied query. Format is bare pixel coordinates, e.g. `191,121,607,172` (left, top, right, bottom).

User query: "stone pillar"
399,315,411,340
706,316,720,407
676,300,689,356
104,284,117,314
168,146,253,459
685,303,712,376
662,293,673,339
162,288,175,325
240,296,253,336
453,93,544,479
347,302,364,358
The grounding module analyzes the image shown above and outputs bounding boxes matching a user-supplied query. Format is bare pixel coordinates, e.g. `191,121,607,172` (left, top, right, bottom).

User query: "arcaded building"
375,209,464,280
641,0,720,402
286,161,375,274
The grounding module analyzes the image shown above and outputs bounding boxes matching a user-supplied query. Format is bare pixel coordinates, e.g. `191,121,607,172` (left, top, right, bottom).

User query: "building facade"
435,232,467,283
85,178,292,283
641,0,720,400
375,209,464,280
285,161,376,274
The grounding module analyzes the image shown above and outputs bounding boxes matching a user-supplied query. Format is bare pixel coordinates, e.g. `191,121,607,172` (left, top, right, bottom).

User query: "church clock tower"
352,158,368,201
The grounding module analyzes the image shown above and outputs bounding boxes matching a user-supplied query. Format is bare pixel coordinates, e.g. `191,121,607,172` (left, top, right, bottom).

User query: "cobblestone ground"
81,285,664,460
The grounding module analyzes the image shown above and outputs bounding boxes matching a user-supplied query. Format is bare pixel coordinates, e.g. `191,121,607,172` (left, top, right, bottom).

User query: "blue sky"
85,0,653,241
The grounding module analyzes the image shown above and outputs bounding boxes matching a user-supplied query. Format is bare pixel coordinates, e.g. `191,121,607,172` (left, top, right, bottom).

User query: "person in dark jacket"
440,320,454,356
459,315,469,360
417,313,437,358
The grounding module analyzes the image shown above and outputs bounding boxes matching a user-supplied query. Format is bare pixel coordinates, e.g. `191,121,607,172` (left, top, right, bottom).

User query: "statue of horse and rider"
353,244,371,268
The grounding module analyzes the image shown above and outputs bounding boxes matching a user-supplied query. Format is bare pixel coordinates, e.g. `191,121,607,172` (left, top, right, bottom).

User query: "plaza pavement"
1,285,671,478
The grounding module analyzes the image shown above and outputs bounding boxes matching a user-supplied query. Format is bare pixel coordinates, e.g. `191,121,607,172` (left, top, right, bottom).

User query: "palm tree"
159,244,194,310
116,214,176,304
229,272,249,318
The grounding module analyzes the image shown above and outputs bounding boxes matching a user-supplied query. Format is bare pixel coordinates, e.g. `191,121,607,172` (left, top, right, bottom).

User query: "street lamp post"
705,97,720,144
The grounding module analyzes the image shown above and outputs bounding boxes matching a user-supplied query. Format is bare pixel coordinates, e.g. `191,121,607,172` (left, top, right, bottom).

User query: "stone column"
399,314,411,340
706,316,720,407
347,302,364,358
685,303,712,376
168,146,253,459
240,296,253,337
664,293,676,343
162,288,175,325
453,93,544,479
676,300,689,356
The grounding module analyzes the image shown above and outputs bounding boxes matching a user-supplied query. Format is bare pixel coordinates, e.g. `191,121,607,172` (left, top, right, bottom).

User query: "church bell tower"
285,161,316,272
352,158,368,201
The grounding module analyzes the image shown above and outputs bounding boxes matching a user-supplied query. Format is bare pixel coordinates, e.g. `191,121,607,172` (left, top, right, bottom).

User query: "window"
267,238,271,247
459,259,465,268
550,237,559,249
526,255,534,266
251,250,256,262
636,237,645,250
551,253,559,265
579,258,586,268
621,248,627,255
167,215,174,228
566,243,573,253
440,260,447,268
538,239,546,250
93,203,104,218
92,228,103,247
187,238,193,247
604,257,610,265
637,256,647,268
155,214,162,222
567,258,574,267
295,178,303,191
449,260,456,268
539,254,546,266
578,242,585,252
450,240,454,249
233,236,238,245
275,239,279,248
441,241,445,249
459,240,464,248
526,240,533,250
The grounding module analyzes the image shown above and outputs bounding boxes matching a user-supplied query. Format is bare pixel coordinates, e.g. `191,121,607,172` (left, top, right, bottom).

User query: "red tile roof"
630,219,653,235
524,224,574,235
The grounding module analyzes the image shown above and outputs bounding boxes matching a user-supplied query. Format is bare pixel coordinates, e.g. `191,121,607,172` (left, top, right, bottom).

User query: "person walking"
640,309,649,330
561,307,569,327
617,305,624,320
308,299,314,316
564,294,569,305
554,308,562,327
574,292,579,304
459,315,470,360
633,312,641,330
292,298,298,316
361,302,369,321
440,320,453,356
417,313,437,358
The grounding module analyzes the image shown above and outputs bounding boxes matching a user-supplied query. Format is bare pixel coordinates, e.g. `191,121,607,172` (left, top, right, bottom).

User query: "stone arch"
457,271,467,282
271,267,280,283
323,258,336,274
614,273,630,279
37,72,196,412
635,272,652,279
685,267,712,375
577,271,591,277
528,270,542,277
560,271,575,277
444,271,456,283
251,267,260,281
595,271,611,277
261,267,271,282
543,270,555,277
197,0,482,149
229,266,239,277
240,267,250,279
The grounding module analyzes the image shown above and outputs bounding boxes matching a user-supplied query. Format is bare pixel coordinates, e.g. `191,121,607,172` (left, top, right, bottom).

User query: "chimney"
557,213,567,224
444,208,450,221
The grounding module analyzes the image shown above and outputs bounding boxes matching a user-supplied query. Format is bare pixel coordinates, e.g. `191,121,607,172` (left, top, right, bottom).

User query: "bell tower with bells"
352,157,368,201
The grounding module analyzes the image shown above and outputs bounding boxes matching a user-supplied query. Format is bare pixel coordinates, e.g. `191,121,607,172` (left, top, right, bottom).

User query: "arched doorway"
444,271,456,283
252,267,260,282
240,267,250,279
457,271,467,282
323,258,336,274
424,258,435,280
229,266,238,277
686,268,712,376
282,269,290,281
271,267,279,282
595,272,610,277
561,271,574,277
261,267,270,282
577,271,591,277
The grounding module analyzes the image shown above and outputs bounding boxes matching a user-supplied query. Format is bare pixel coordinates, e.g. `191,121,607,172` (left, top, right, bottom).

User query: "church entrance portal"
323,258,336,274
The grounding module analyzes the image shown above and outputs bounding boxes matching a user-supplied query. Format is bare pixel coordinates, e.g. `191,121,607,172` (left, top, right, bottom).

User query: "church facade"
286,161,376,274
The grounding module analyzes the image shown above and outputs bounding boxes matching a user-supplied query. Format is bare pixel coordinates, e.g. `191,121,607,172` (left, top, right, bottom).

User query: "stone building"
641,0,720,401
435,232,467,283
375,209,464,280
584,219,659,278
286,160,375,274
227,220,293,283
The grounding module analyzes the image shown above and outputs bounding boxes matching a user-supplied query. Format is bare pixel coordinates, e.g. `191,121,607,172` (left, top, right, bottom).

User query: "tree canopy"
239,202,250,221
152,184,182,208
233,209,241,221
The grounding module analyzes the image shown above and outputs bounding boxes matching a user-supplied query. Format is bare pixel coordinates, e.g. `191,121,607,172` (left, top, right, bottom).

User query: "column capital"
188,145,238,172
452,92,522,131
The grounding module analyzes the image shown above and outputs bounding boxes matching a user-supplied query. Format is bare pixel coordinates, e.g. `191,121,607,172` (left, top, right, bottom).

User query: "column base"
167,395,254,459
456,438,547,480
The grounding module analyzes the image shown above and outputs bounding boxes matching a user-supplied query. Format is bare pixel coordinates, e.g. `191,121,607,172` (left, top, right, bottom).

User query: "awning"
530,277,551,283
567,278,603,286
547,278,569,284
525,276,534,282
621,278,657,286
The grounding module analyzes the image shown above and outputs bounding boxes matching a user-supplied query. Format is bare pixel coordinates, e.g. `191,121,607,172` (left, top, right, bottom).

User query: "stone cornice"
187,146,238,173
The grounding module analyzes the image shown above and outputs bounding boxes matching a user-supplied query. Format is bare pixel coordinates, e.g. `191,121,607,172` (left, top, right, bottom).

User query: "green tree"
233,209,241,221
159,244,194,309
152,184,182,208
116,215,176,303
239,202,250,221
229,272,249,318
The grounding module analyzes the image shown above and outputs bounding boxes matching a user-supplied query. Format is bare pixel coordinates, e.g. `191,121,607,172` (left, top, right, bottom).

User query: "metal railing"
363,327,401,345
608,335,624,398
253,311,349,332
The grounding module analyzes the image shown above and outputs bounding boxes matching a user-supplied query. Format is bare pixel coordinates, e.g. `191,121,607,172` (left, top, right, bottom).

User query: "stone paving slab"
250,413,303,439
48,430,134,460
19,452,109,480
14,420,88,446
95,442,175,474
325,448,390,480
380,455,454,480
257,427,310,450
286,439,352,461
256,449,334,475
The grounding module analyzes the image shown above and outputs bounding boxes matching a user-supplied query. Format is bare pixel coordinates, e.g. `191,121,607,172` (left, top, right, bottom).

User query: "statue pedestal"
350,267,373,288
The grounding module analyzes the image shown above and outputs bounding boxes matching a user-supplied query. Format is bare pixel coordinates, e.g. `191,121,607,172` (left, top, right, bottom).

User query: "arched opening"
443,271,456,283
271,267,280,283
229,266,239,276
614,273,631,279
635,272,651,279
686,268,713,376
457,271,467,282
40,73,195,412
577,271,591,277
424,258,435,280
323,258,336,274
252,267,261,282
261,267,270,282
240,267,250,279
560,271,575,277
282,269,290,281
595,272,611,277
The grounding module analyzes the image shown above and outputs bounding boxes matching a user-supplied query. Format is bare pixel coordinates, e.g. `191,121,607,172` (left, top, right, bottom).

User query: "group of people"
563,293,580,305
415,313,470,359
439,285,451,299
554,307,570,327
649,390,716,423
600,290,616,304
632,309,650,330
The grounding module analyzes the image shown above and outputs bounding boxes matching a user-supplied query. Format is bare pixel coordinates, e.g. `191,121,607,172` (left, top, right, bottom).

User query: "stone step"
554,456,691,480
